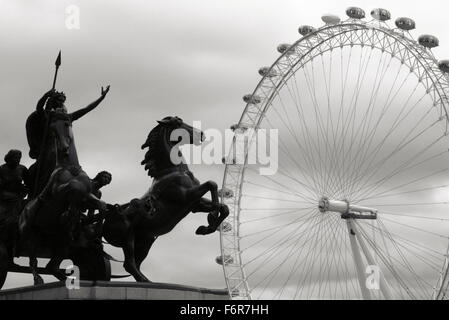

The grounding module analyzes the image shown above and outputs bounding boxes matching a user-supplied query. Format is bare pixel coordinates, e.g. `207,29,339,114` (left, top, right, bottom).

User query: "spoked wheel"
219,8,449,299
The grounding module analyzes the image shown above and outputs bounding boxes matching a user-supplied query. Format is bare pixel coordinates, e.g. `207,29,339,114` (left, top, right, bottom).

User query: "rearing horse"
103,116,229,282
19,110,107,284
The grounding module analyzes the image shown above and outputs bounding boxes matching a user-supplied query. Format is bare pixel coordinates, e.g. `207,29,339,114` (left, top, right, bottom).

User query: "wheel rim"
220,13,449,300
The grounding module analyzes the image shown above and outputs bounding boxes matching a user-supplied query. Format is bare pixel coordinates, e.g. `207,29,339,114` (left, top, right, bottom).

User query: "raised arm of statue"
70,85,110,121
36,89,55,113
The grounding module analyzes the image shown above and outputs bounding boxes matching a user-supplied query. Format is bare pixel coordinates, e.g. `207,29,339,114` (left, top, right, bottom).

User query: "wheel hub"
318,197,378,219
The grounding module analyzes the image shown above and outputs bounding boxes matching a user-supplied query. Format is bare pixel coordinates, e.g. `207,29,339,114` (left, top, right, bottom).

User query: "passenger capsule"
218,188,234,199
321,14,341,25
438,60,449,73
418,35,439,48
346,7,365,19
371,8,391,21
258,66,278,77
230,289,240,297
395,17,416,31
220,221,232,233
230,124,248,132
277,43,294,55
243,94,262,104
298,25,316,36
215,255,234,266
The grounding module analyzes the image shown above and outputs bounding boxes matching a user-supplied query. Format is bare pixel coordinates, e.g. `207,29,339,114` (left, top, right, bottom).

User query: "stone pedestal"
0,281,230,300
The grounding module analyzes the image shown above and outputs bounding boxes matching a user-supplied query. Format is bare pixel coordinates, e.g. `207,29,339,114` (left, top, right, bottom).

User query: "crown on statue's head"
51,91,66,102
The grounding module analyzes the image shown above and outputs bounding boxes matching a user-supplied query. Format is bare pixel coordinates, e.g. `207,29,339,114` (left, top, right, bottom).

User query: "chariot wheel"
219,7,449,299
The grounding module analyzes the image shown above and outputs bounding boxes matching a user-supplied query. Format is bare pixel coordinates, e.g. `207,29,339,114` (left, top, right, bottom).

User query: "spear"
32,51,62,197
52,50,61,90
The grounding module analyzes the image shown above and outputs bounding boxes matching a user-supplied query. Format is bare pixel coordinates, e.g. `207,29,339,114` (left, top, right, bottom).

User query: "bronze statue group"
0,55,229,289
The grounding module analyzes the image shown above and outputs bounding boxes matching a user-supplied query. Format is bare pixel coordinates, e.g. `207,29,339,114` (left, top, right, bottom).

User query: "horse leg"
46,256,66,281
30,255,43,285
24,230,44,285
134,236,156,281
191,199,230,235
45,204,80,281
123,233,149,282
214,203,229,230
185,181,219,204
30,257,43,285
20,220,43,284
184,181,223,235
46,232,70,281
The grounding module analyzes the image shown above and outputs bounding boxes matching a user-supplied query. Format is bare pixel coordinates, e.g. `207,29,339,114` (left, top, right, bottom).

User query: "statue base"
0,281,230,300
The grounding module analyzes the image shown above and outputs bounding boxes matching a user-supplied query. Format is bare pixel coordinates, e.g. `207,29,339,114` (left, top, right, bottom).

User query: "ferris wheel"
217,7,449,300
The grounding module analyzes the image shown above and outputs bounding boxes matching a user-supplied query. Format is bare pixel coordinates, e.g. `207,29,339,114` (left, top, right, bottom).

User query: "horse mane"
141,125,163,177
141,123,190,178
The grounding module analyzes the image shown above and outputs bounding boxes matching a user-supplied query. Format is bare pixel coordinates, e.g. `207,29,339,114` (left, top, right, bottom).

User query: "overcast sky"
2,0,449,293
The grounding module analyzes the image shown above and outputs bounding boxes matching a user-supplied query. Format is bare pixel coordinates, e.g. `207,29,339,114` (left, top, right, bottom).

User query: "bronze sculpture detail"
0,53,228,289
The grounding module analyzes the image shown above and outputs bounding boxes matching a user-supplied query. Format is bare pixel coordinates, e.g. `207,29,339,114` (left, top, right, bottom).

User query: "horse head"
140,116,205,177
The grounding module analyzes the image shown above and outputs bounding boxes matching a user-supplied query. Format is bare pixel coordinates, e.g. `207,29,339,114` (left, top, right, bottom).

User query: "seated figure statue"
0,150,28,207
0,150,28,256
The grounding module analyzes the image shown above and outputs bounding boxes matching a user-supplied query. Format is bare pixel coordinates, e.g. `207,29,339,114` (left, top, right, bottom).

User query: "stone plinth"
0,281,230,300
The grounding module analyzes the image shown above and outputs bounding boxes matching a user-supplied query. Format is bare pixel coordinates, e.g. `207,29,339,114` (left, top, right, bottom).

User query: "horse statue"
102,116,229,282
19,109,109,284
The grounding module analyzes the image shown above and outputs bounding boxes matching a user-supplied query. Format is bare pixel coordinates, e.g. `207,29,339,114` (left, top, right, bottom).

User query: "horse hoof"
134,274,151,282
55,272,67,281
207,211,219,225
195,226,212,235
34,276,44,285
47,269,66,281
